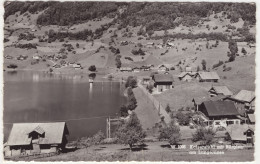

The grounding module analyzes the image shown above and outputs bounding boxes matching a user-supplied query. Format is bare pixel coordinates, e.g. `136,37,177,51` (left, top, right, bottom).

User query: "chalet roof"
197,72,220,80
202,100,239,117
209,86,233,96
7,122,68,146
120,67,132,71
226,124,255,141
233,90,255,103
248,114,255,123
153,74,173,83
178,72,196,78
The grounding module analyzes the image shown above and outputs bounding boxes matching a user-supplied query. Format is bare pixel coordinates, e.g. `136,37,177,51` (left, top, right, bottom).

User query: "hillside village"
3,2,256,161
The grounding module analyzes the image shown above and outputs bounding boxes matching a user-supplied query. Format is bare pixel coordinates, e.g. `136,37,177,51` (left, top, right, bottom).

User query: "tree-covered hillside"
5,1,256,28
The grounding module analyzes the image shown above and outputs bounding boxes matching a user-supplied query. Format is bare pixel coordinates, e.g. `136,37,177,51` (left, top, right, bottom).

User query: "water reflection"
4,71,126,141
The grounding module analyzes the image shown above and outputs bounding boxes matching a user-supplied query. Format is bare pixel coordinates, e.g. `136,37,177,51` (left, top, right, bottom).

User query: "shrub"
223,67,232,72
176,112,190,126
88,65,96,72
158,120,181,145
125,76,137,88
192,127,215,145
165,104,171,113
7,64,18,69
212,60,224,69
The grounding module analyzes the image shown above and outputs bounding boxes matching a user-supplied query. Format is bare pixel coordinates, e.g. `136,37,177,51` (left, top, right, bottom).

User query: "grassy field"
30,140,254,162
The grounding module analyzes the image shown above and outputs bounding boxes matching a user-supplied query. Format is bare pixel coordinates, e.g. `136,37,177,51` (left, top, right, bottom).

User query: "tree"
146,84,154,93
241,47,247,55
165,104,171,113
7,64,18,69
197,65,200,72
158,120,181,145
125,76,137,88
120,105,129,117
201,59,207,71
126,87,137,110
115,112,146,151
88,65,96,72
176,112,190,126
115,55,121,68
76,43,79,48
192,127,215,145
228,40,238,62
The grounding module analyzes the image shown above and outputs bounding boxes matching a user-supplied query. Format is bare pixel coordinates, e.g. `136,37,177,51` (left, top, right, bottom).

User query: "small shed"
226,124,255,145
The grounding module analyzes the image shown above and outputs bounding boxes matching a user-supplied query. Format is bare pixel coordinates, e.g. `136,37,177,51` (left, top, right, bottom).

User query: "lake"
3,71,126,142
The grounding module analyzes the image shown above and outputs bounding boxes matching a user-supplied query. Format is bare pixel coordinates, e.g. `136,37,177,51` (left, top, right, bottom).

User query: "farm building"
120,67,132,72
153,74,173,92
72,63,81,70
142,76,152,85
158,65,169,72
198,100,241,128
132,67,140,72
195,72,220,82
178,72,196,82
208,86,233,97
226,124,255,146
247,114,255,124
4,122,69,157
224,90,255,111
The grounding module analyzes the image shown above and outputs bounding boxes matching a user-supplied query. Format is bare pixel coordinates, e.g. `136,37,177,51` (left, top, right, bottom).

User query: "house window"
166,85,170,90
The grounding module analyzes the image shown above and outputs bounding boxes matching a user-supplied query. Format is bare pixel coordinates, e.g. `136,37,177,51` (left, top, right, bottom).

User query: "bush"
212,60,224,69
88,65,96,72
125,57,133,61
192,127,215,145
176,112,190,126
223,67,232,72
125,76,137,88
165,104,171,113
7,64,18,69
158,120,181,145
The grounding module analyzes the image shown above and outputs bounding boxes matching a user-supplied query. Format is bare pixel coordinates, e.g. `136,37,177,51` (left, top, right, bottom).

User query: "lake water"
3,71,126,142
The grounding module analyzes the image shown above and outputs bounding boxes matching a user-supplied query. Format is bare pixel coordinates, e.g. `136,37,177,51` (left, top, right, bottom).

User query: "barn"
4,122,69,157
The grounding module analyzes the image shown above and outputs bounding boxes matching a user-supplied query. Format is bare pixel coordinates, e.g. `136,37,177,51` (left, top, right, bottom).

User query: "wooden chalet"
198,100,240,128
158,65,169,72
120,67,132,72
178,72,196,82
4,122,69,157
208,86,233,97
195,72,220,82
153,74,173,92
226,124,255,145
224,90,255,111
142,76,152,85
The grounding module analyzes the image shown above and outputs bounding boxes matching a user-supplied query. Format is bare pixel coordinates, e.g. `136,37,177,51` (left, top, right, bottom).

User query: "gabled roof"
226,124,255,141
178,72,196,78
197,72,220,80
153,74,173,83
209,86,233,96
248,114,255,123
233,90,255,103
7,122,68,146
202,100,239,117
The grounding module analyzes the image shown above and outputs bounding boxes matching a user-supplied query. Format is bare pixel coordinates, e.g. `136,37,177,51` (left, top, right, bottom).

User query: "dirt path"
133,87,161,130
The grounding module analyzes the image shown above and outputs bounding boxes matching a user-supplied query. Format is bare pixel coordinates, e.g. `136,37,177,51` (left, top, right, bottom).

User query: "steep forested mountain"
5,2,256,28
